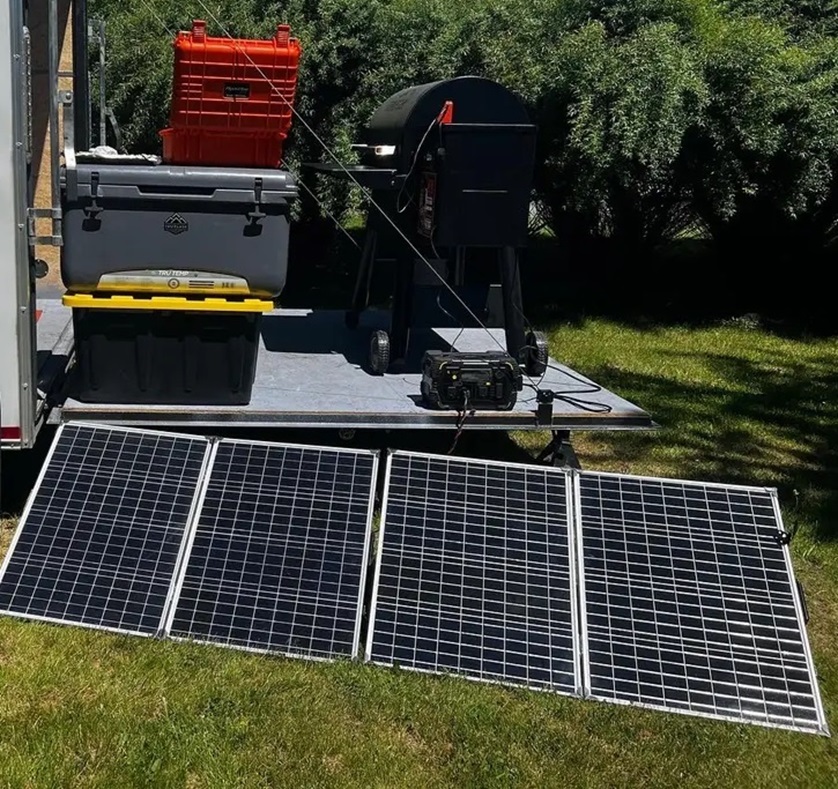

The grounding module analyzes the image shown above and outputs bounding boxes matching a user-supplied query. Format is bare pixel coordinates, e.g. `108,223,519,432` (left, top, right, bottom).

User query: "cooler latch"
247,177,266,223
85,171,103,218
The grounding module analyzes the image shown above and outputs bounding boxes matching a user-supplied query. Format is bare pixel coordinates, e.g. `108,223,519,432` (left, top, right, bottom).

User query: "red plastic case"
160,20,301,166
160,128,285,169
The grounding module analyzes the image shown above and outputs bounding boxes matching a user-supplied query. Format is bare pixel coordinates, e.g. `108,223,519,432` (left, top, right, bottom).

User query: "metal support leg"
499,246,527,365
454,246,466,287
536,431,581,469
389,254,415,365
346,229,377,329
48,0,62,245
72,0,90,151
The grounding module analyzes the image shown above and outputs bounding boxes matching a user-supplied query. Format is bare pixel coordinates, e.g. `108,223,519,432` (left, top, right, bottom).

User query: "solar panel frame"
366,450,582,697
573,469,829,736
0,422,212,638
163,438,379,662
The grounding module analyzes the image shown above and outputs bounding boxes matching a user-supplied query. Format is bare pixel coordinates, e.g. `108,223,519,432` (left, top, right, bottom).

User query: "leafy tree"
728,0,838,40
687,17,838,263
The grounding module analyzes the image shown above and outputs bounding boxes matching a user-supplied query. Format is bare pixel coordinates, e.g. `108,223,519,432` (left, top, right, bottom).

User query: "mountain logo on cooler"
163,213,189,235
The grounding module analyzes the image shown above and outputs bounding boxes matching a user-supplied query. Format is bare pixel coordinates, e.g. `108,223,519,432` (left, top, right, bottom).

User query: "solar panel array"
0,424,208,635
166,440,377,659
0,426,827,735
366,453,826,735
576,473,827,734
367,452,580,694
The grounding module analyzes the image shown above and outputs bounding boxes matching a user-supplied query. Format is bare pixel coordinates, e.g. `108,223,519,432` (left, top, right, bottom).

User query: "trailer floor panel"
41,302,653,431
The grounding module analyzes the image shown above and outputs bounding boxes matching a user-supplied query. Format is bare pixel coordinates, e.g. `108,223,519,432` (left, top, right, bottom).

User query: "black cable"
517,348,605,395
448,391,474,454
396,113,443,214
522,382,613,414
555,395,612,414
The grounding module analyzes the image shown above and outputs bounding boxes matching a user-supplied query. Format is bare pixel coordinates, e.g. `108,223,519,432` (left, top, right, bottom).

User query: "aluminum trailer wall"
0,0,39,449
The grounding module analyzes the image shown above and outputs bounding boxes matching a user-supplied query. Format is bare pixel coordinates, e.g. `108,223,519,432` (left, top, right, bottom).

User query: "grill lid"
363,76,531,170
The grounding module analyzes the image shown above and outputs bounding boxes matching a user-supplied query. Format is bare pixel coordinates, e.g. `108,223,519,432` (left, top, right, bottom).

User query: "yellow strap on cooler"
62,293,275,313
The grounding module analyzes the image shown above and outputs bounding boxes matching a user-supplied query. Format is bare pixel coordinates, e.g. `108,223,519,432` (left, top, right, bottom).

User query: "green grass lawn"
1,318,837,788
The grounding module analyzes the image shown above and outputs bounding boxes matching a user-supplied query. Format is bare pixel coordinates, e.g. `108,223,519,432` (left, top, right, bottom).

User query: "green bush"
728,0,838,40
687,17,838,261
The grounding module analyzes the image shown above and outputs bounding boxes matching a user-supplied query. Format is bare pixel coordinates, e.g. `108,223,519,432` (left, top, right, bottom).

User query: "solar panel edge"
167,633,339,664
567,469,588,698
62,420,212,446
159,440,222,638
386,448,570,475
353,450,380,660
364,451,394,664
0,607,159,639
579,468,778,497
769,491,831,736
364,657,583,698
214,435,381,460
584,690,829,736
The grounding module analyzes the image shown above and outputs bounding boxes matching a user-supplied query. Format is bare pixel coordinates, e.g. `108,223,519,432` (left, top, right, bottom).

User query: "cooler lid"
65,163,298,201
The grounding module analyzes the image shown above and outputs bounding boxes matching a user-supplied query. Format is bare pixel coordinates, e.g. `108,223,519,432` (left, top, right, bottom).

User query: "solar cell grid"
0,423,209,635
166,440,378,660
577,472,828,734
368,452,579,693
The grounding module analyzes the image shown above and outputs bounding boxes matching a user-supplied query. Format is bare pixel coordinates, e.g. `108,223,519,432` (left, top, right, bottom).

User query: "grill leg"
499,246,527,365
389,255,415,365
346,229,377,329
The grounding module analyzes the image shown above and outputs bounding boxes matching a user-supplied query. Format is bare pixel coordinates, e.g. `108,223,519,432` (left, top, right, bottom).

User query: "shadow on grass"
582,349,838,542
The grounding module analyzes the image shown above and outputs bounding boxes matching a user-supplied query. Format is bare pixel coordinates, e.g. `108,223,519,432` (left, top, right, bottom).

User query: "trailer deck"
37,299,654,431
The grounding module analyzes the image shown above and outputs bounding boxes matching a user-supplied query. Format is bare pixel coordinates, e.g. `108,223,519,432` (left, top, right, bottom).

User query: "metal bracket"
27,91,73,248
27,207,62,246
536,430,581,469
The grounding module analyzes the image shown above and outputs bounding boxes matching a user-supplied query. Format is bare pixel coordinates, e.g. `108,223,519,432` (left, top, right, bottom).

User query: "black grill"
308,76,537,376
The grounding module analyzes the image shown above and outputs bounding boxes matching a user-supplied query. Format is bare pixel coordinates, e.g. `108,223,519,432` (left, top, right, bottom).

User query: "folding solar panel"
166,440,378,660
368,451,580,694
576,472,829,735
0,423,209,636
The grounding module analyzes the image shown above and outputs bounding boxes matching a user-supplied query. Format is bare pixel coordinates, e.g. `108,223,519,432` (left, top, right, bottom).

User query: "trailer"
0,0,654,457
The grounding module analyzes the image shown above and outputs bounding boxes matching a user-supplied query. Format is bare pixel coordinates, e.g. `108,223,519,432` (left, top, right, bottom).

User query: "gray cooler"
61,163,298,297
